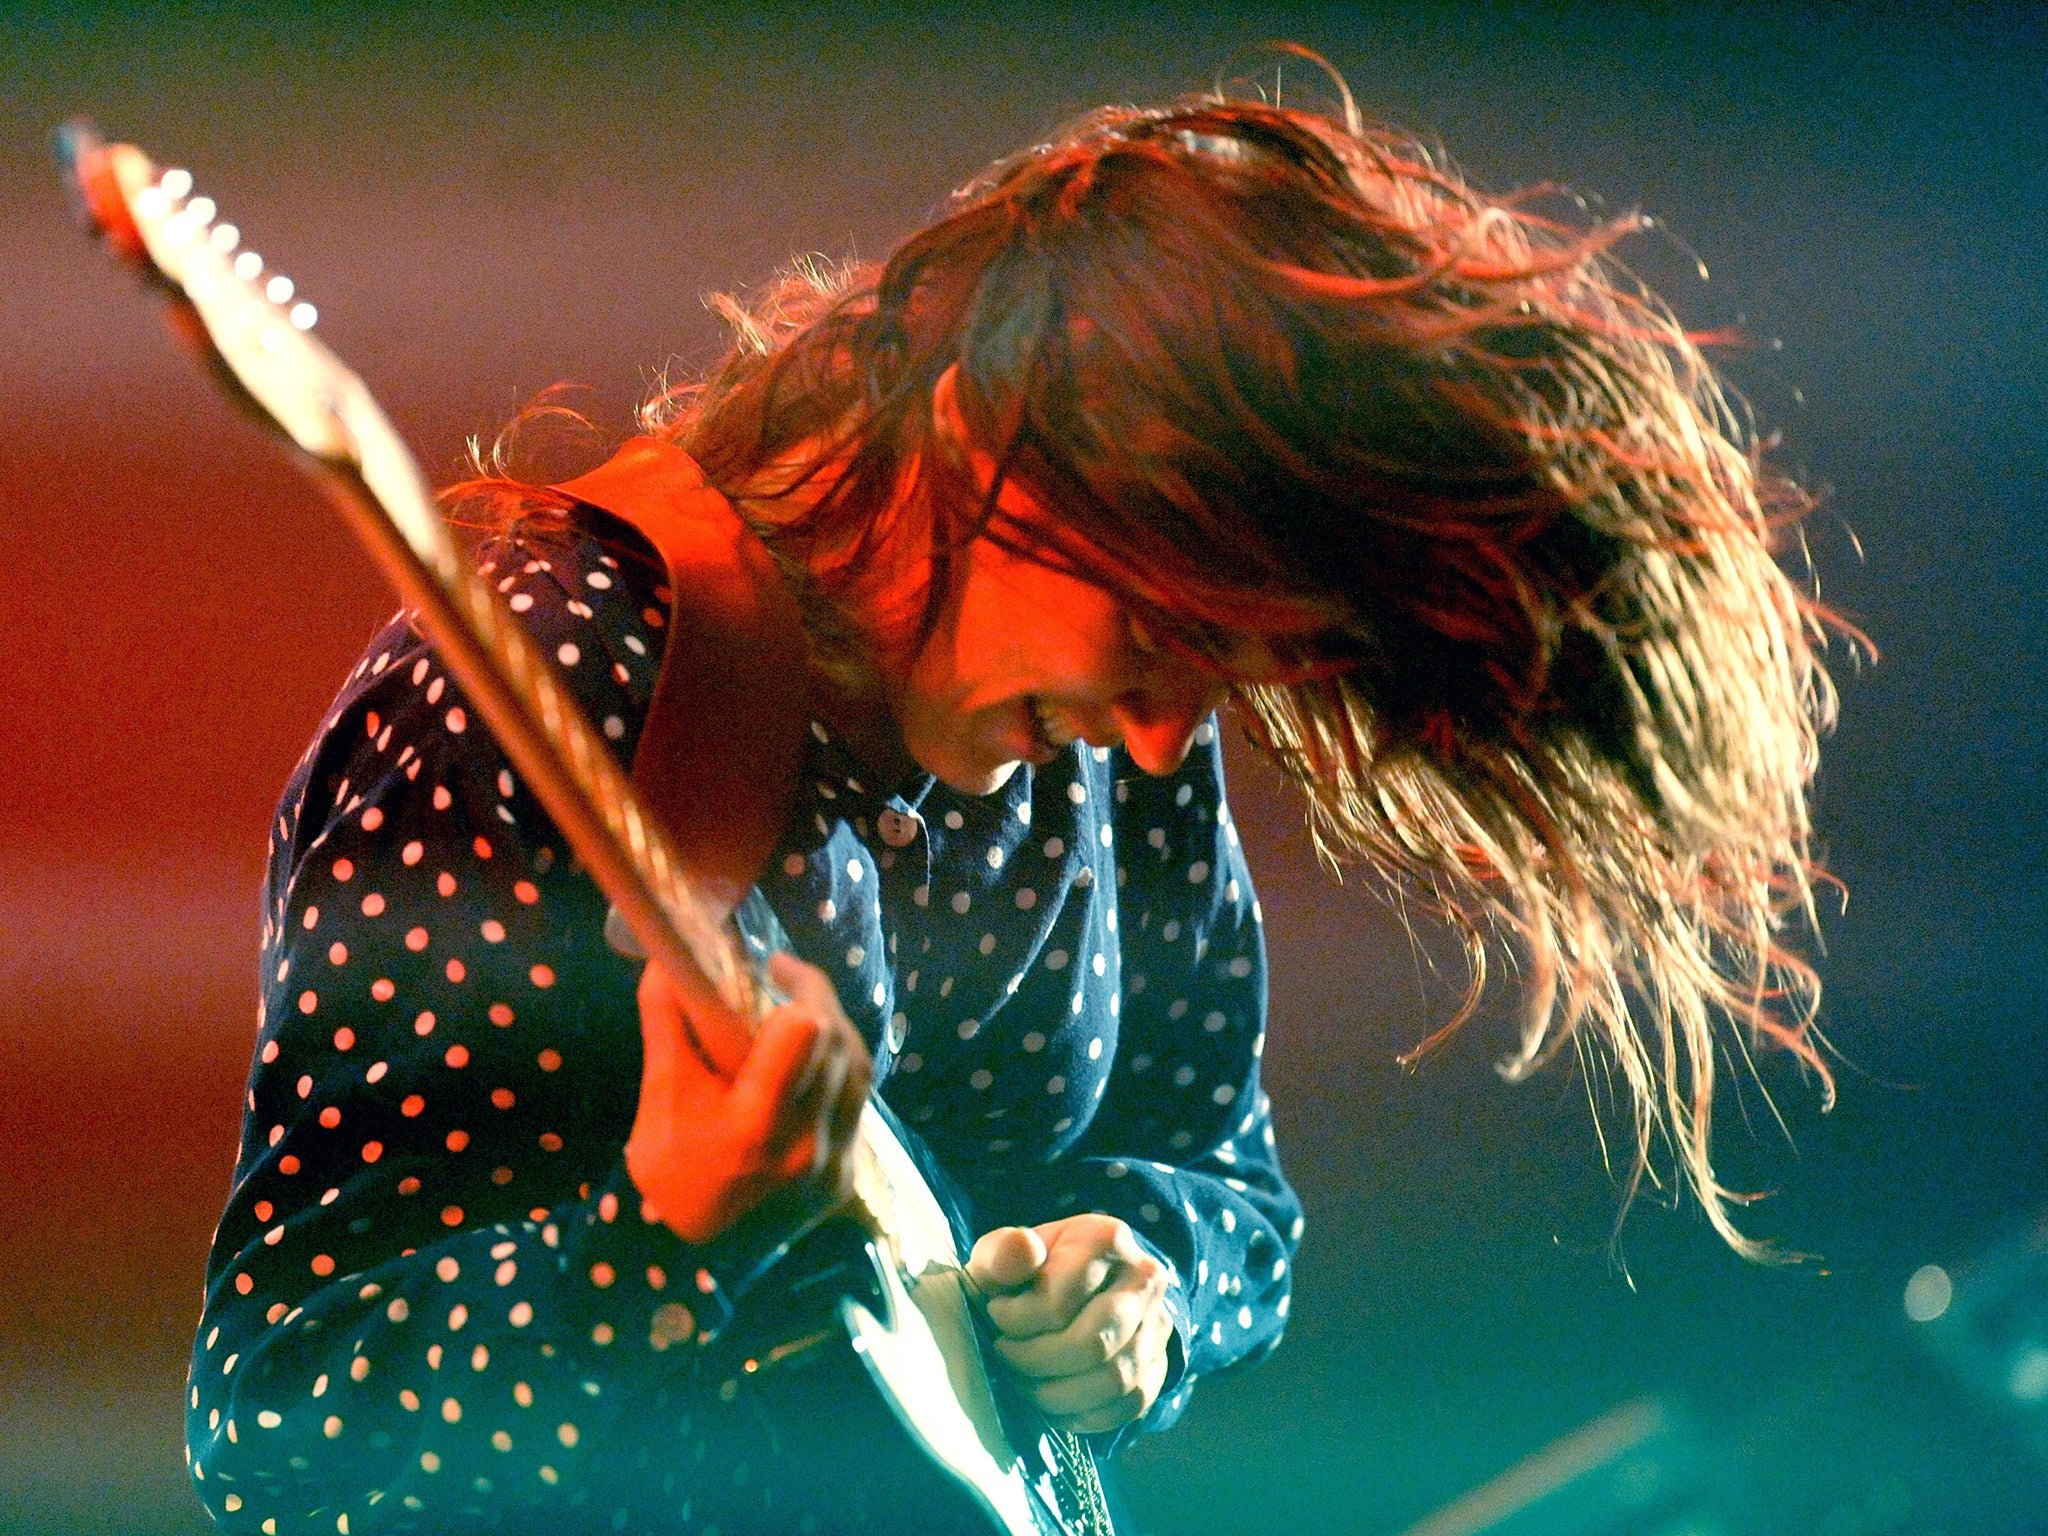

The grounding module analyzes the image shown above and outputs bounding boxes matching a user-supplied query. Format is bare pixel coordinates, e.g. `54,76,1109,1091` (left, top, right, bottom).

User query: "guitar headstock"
57,118,358,465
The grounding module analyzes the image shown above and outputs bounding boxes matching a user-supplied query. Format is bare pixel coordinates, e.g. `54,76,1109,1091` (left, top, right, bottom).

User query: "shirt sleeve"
186,525,797,1533
971,724,1301,1441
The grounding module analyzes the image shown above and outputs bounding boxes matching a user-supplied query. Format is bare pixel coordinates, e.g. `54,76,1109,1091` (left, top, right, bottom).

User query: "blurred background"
3,3,2043,1532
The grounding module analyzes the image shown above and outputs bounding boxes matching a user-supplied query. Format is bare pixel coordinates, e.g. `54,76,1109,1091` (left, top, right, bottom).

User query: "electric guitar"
58,120,1113,1536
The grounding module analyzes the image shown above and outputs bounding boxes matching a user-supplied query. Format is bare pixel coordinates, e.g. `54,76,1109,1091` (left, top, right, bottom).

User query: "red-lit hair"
457,93,1847,1256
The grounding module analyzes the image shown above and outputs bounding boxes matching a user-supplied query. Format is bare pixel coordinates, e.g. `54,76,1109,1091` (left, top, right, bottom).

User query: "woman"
186,90,1836,1534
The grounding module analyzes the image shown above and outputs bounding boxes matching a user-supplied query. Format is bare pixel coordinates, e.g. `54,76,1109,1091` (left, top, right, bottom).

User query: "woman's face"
885,529,1232,795
838,364,1283,796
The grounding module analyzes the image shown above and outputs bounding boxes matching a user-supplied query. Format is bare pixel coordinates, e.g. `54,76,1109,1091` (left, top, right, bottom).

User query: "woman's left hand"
965,1214,1175,1433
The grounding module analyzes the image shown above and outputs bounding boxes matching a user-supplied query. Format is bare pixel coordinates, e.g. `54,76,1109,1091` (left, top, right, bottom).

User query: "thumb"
967,1225,1048,1295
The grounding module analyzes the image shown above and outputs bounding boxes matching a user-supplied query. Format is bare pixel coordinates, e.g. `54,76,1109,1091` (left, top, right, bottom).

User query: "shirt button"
877,807,921,848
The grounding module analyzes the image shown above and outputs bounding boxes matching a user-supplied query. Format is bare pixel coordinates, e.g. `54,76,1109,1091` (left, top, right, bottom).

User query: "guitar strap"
550,438,810,928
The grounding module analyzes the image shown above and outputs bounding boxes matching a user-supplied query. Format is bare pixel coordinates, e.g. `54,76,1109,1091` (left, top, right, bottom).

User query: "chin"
916,740,1021,796
942,758,1021,797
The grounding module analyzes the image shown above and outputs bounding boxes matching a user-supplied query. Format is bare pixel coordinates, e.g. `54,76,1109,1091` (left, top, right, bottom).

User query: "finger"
1029,1351,1144,1425
987,1223,1124,1338
767,951,854,1031
728,1007,825,1147
637,962,740,1104
824,1035,871,1165
1061,1393,1152,1437
1031,1303,1174,1431
635,963,686,1103
773,1009,881,1187
994,1258,1164,1379
795,1025,852,1172
966,1226,1049,1298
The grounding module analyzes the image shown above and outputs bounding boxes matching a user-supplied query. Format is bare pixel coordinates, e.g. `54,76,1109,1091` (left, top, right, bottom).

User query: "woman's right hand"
625,951,872,1244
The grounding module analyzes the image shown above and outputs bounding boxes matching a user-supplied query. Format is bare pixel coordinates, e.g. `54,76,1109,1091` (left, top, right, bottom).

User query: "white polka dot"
782,853,806,877
1187,860,1210,883
556,643,580,666
1067,782,1086,805
950,891,971,915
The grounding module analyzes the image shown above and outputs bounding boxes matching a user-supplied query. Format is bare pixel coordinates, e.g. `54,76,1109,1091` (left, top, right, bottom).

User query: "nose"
1110,676,1229,776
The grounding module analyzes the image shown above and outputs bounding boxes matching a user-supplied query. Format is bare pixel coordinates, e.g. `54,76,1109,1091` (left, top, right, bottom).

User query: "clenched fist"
966,1215,1176,1434
626,952,871,1244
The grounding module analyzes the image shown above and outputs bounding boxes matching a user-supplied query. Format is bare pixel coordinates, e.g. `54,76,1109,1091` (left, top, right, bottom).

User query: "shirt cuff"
555,1157,813,1347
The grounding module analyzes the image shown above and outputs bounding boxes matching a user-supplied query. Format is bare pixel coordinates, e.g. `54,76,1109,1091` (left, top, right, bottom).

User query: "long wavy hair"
456,91,1846,1256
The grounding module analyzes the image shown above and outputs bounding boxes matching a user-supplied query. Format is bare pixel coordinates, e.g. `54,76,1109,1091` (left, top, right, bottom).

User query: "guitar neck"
314,444,761,1040
66,124,758,1056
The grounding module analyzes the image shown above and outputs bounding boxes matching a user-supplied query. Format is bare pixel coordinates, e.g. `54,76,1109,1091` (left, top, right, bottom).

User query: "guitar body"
686,1218,1026,1533
670,1091,1110,1536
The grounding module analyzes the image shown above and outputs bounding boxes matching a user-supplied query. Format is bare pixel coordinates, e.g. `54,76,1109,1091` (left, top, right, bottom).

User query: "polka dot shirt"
187,520,1301,1532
